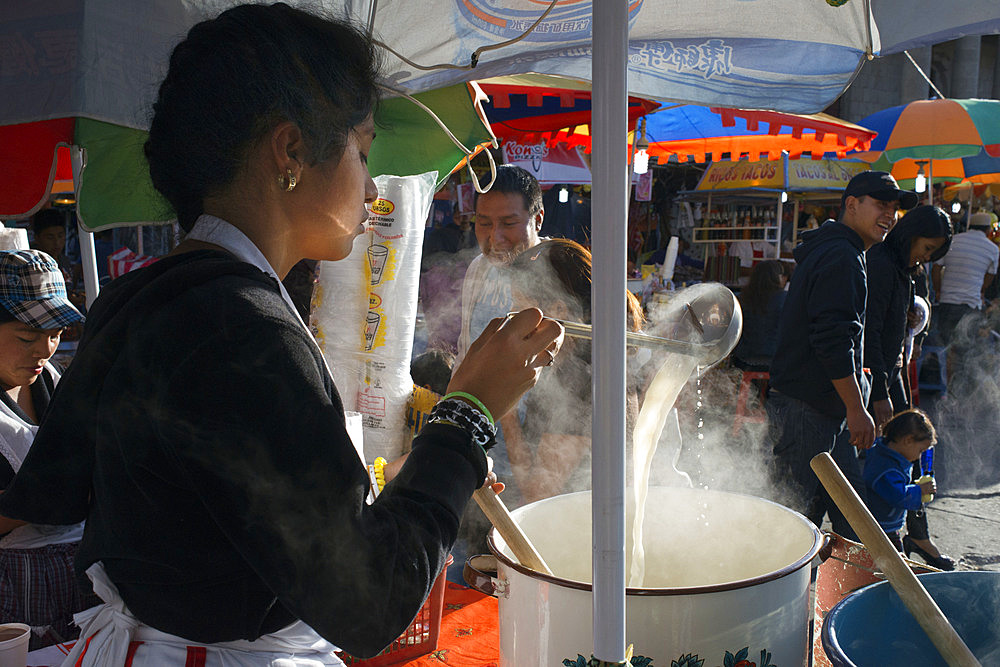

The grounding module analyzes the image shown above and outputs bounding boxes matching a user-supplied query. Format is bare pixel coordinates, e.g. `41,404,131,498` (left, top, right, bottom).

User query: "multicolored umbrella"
478,78,876,162
641,105,876,163
478,77,659,151
0,85,496,229
943,181,1000,200
858,98,1000,162
940,153,1000,201
865,152,1000,192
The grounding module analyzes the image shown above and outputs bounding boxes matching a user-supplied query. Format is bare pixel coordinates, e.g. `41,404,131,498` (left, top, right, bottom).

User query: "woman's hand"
447,308,563,421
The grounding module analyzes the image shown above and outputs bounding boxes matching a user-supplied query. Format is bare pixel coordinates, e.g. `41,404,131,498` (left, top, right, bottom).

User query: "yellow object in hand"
373,457,387,493
917,474,934,503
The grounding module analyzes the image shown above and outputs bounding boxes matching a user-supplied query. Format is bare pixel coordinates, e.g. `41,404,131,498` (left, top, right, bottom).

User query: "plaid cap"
0,250,84,330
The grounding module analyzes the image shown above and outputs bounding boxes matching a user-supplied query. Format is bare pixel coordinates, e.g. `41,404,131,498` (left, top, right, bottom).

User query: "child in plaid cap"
0,249,89,649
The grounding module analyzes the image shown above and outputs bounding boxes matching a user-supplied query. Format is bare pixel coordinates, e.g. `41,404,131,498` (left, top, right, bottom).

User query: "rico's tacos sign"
697,158,867,191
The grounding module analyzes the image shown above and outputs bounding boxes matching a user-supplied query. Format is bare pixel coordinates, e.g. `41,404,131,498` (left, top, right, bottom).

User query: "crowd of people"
1,3,998,664
418,163,993,577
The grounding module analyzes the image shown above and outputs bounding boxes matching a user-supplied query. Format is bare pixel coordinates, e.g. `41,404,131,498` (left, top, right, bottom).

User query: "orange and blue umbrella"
641,105,875,163
866,151,1000,192
860,98,1000,162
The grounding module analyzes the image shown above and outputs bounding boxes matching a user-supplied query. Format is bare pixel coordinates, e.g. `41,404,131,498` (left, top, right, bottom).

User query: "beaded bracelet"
427,397,497,451
441,391,494,425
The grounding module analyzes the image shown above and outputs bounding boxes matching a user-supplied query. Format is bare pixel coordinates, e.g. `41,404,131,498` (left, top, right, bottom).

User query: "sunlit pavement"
918,390,1000,572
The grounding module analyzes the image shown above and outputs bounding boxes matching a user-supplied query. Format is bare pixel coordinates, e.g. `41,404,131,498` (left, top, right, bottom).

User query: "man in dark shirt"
767,171,917,535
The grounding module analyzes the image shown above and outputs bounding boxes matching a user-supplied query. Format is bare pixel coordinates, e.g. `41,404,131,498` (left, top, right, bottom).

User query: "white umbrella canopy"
6,0,998,129
367,0,1000,113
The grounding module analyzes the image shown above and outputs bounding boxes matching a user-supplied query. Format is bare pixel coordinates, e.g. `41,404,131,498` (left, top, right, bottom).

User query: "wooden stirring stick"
810,452,980,667
473,487,553,575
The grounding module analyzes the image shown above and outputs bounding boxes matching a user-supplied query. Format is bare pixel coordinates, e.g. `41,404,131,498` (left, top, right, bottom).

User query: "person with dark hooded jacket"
767,171,917,535
863,204,955,570
864,206,952,428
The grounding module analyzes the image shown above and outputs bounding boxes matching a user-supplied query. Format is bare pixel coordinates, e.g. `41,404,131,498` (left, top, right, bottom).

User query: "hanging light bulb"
633,149,649,175
952,200,962,214
914,161,928,194
632,117,649,175
559,186,569,203
781,191,788,203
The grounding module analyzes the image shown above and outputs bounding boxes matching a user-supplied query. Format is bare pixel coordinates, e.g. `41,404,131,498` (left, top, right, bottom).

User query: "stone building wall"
835,35,1000,125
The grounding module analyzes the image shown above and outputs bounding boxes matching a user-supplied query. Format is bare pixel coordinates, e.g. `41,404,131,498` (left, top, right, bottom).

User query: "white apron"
64,562,345,667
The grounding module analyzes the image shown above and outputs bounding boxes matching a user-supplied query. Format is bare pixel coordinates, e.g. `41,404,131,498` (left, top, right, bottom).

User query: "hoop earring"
278,169,297,192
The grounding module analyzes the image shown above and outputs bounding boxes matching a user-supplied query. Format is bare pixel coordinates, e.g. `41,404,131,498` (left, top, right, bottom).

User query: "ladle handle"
810,453,981,667
473,487,553,575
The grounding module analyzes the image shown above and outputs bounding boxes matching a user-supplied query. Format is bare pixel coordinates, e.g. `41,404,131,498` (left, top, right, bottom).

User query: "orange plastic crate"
338,555,451,666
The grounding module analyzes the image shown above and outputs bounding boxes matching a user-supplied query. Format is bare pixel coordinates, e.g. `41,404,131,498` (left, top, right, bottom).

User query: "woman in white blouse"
0,249,89,649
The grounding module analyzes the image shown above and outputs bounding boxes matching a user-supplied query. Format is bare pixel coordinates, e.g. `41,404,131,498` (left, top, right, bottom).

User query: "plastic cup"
0,623,30,667
367,244,389,285
364,311,381,350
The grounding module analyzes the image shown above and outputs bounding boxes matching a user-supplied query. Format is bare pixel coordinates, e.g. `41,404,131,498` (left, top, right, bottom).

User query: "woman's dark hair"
510,239,644,332
882,205,953,270
145,3,382,231
740,260,784,316
882,407,936,444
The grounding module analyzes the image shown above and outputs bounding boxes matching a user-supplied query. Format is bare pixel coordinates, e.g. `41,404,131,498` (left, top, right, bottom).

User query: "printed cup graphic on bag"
364,311,381,350
367,244,389,285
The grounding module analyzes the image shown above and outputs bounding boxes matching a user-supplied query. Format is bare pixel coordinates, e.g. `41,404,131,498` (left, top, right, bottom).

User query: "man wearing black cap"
766,171,918,536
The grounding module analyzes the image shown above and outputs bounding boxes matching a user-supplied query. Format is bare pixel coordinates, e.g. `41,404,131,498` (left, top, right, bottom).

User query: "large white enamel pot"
482,487,824,667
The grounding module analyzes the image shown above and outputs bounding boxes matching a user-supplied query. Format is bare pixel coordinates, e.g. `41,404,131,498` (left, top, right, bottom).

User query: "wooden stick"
473,487,553,575
810,452,980,667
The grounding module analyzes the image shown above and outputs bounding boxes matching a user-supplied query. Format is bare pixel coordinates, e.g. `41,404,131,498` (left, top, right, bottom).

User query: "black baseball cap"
842,171,918,210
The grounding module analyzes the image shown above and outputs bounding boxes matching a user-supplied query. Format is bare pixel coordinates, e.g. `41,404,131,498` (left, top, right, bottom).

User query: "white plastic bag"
312,171,437,462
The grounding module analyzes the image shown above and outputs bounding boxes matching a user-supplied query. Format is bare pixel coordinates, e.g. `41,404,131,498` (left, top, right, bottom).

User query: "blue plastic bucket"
822,571,1000,666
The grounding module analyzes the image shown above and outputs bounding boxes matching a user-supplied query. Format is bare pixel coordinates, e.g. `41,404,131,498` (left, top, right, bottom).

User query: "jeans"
766,391,866,539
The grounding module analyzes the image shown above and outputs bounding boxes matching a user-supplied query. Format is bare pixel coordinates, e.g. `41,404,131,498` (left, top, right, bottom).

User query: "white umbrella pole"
591,0,628,662
775,151,787,258
775,193,784,258
927,160,934,206
71,146,101,309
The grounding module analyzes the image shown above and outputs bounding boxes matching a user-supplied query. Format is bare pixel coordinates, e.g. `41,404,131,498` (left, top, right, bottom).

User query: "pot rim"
820,570,999,667
487,490,824,596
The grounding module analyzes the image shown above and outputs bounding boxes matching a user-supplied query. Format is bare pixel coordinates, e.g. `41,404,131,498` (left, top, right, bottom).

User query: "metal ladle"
551,282,743,369
480,284,742,575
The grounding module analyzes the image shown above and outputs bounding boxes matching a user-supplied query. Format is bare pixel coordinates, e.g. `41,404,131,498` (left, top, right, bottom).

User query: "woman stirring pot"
0,4,562,666
0,250,89,649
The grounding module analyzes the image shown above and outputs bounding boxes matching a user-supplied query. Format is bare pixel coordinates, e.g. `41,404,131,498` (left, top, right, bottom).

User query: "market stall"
677,155,868,283
6,2,1000,665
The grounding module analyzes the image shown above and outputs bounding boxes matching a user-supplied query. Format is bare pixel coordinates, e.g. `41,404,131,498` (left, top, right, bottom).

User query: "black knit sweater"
0,250,485,658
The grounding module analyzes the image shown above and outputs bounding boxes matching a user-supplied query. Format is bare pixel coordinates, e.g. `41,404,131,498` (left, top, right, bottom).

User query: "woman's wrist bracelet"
427,397,496,451
442,391,494,425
